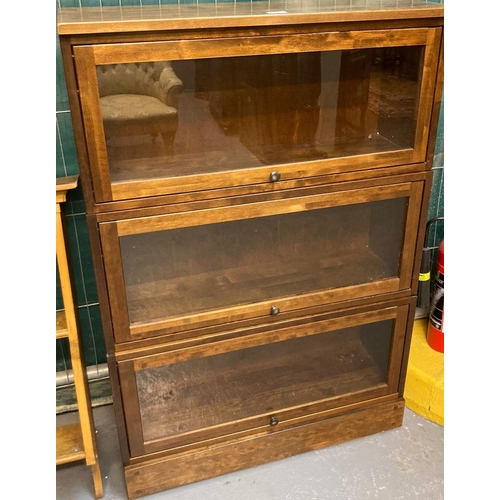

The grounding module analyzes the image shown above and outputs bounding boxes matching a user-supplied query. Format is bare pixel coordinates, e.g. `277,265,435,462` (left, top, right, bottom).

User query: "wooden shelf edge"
56,310,69,339
56,175,79,192
56,175,79,204
56,423,86,465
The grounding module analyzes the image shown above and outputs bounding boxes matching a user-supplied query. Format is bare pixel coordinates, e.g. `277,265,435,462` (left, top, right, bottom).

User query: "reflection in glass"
97,61,184,160
97,47,423,184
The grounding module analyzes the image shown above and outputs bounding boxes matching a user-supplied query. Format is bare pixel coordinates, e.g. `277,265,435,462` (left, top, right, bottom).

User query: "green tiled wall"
427,98,445,253
56,0,445,374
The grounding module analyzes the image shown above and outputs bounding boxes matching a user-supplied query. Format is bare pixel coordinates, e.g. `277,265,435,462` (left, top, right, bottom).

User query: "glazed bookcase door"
118,303,411,457
73,28,441,203
99,180,424,343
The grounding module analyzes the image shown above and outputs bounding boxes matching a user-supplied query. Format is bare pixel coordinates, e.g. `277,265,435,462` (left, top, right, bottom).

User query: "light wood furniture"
57,1,444,498
56,175,103,499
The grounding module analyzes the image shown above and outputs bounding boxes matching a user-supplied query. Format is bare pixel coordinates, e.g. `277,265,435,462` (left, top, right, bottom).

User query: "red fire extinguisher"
427,240,444,353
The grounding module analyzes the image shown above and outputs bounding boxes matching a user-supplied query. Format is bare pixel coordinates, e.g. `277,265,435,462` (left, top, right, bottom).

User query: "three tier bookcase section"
57,1,444,498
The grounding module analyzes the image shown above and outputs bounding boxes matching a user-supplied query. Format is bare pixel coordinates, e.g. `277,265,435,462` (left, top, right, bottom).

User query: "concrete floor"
56,403,444,500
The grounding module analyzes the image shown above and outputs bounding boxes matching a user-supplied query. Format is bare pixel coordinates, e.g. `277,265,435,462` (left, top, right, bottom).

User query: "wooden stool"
56,175,103,498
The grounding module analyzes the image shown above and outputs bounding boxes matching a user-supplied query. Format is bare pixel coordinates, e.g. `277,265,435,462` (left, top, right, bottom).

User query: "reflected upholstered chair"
96,62,183,154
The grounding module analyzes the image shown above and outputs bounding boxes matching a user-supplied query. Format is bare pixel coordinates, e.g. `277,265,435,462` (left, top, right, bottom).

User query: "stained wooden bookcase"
57,1,444,498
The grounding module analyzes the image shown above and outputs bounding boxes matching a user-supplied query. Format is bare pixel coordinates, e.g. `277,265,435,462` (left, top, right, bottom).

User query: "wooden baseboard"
124,397,405,499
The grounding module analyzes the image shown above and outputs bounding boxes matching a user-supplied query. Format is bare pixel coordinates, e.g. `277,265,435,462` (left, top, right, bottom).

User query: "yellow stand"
56,176,103,498
404,318,444,426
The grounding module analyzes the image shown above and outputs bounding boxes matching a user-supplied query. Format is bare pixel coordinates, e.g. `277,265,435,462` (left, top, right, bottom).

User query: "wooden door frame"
117,302,411,458
99,181,422,343
73,27,441,203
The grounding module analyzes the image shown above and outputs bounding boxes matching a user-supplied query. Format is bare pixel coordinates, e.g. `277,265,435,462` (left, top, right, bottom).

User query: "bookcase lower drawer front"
119,304,409,457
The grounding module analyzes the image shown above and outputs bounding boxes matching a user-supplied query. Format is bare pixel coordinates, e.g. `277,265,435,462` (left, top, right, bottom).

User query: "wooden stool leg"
91,463,104,498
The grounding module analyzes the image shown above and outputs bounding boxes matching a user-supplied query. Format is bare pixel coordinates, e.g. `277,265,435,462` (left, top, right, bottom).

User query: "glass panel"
135,319,393,443
119,197,406,325
96,46,423,184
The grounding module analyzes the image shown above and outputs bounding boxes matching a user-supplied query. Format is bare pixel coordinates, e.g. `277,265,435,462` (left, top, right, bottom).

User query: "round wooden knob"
270,171,281,182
